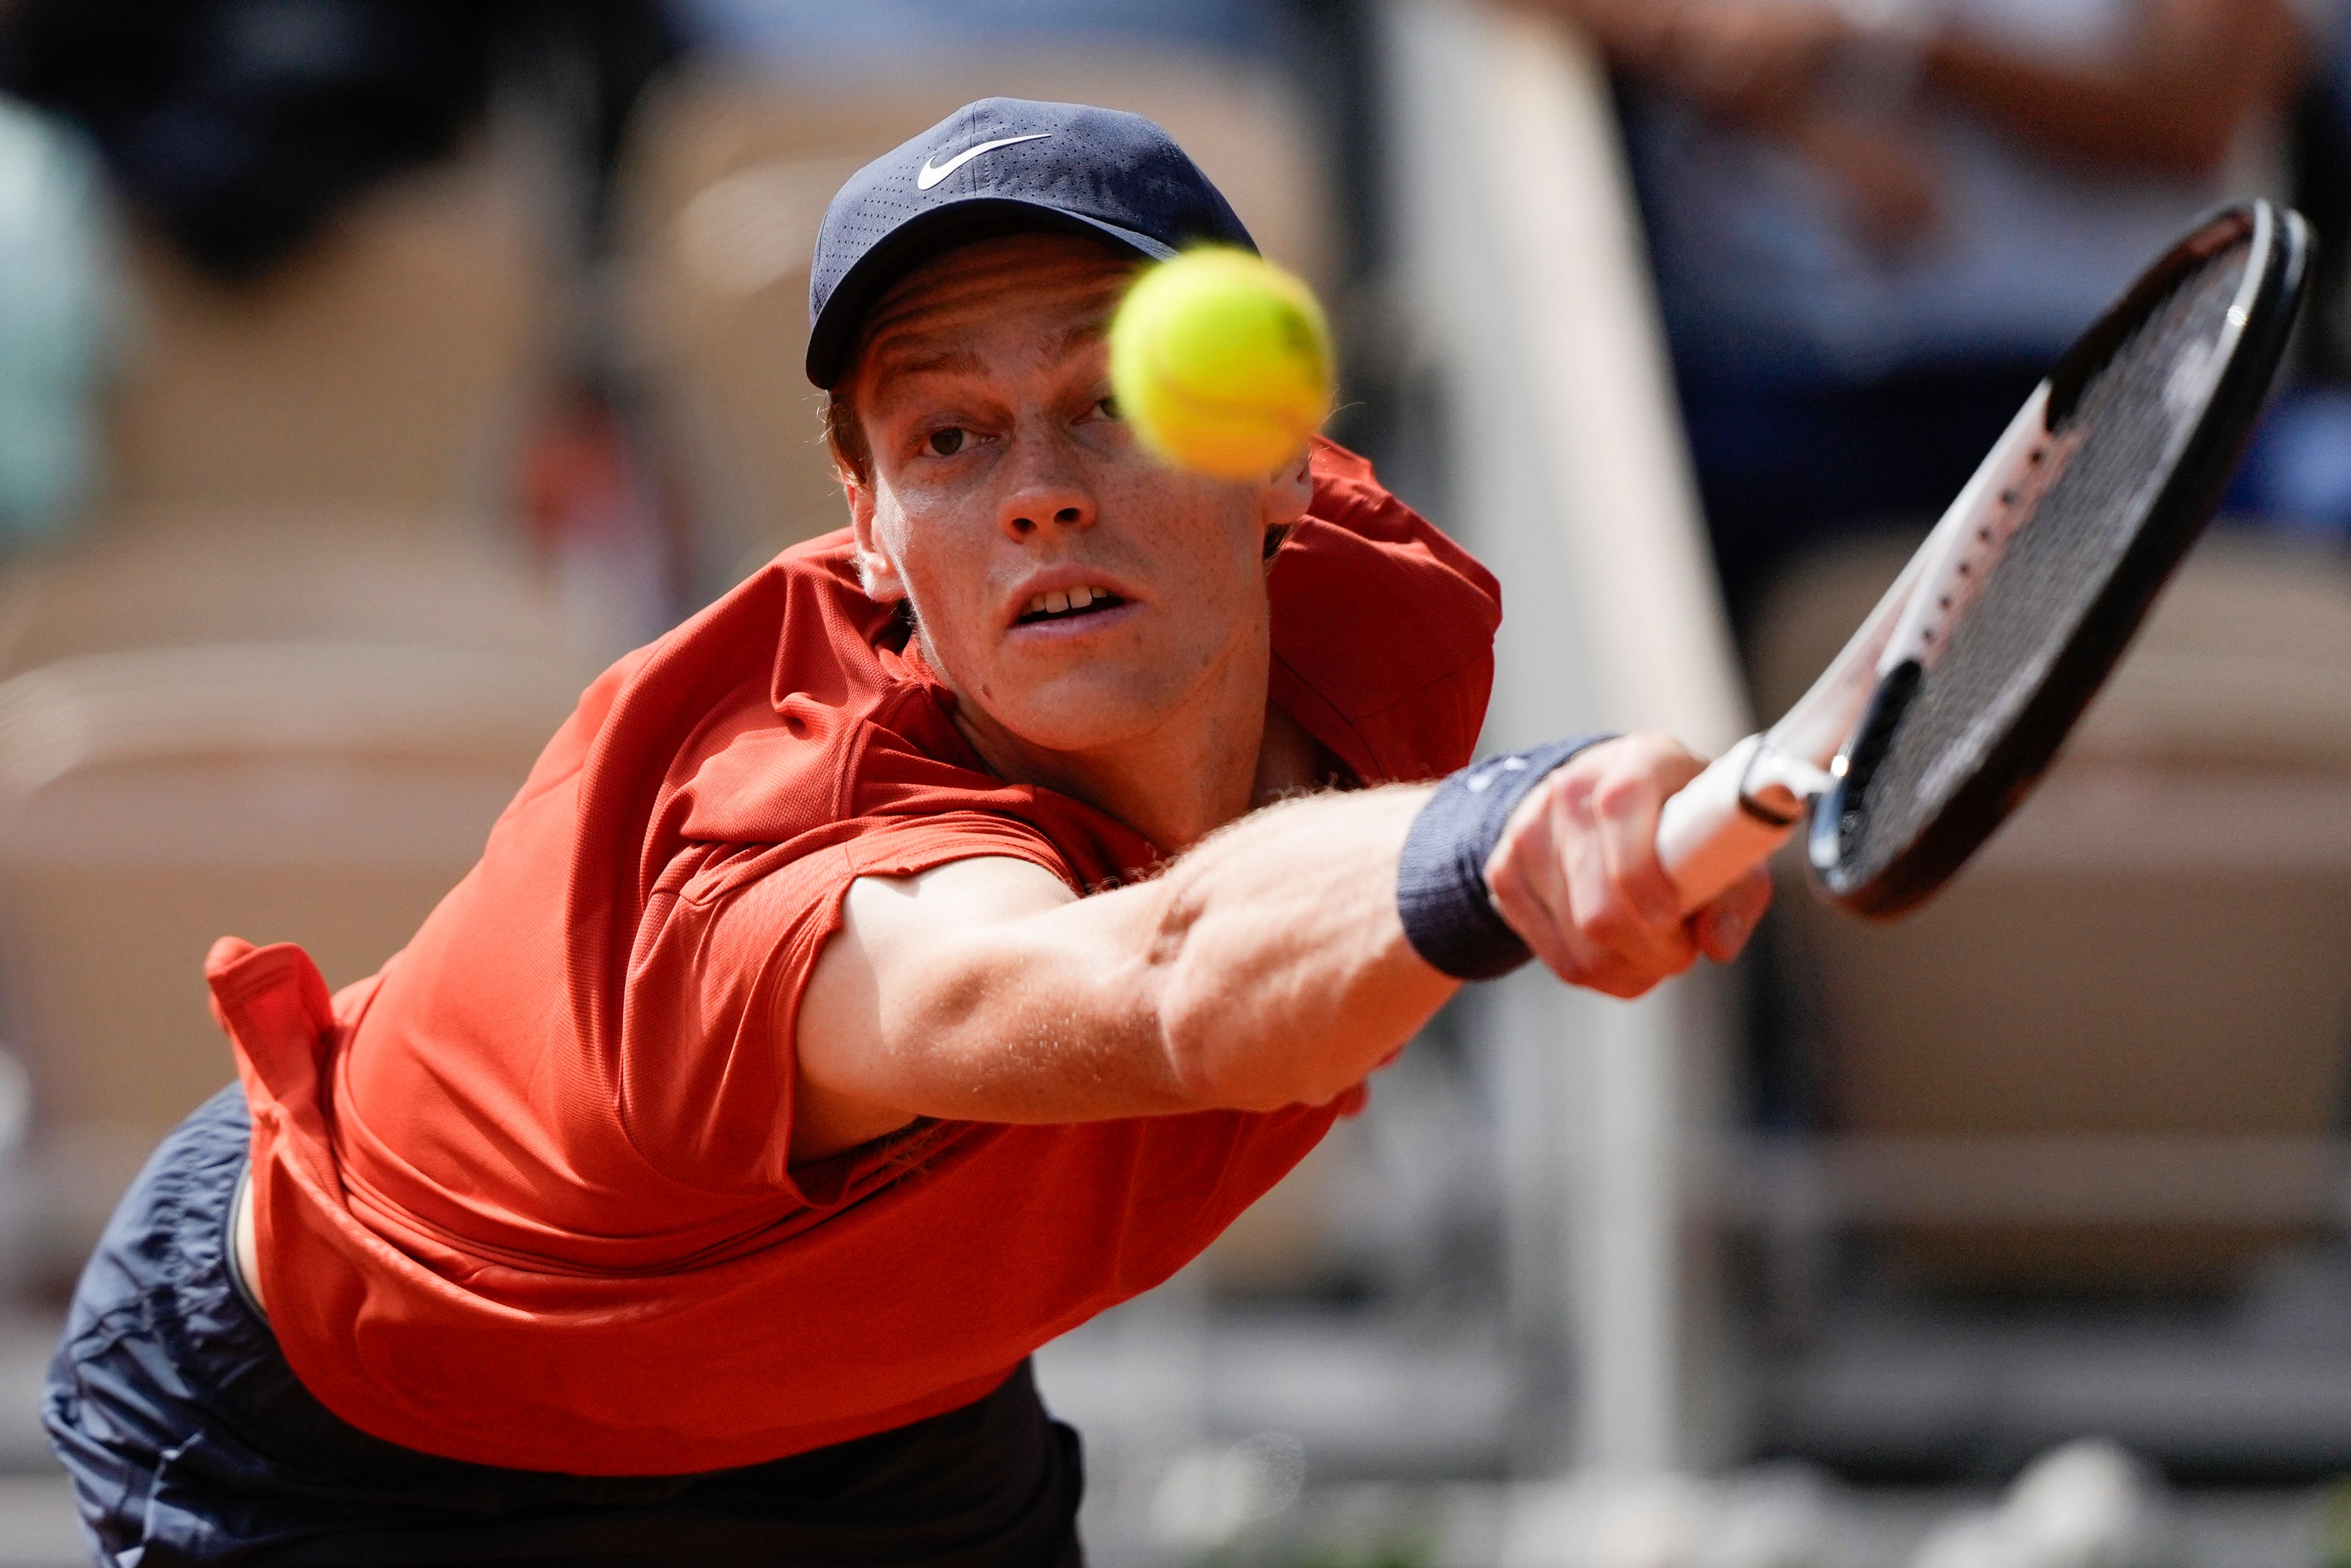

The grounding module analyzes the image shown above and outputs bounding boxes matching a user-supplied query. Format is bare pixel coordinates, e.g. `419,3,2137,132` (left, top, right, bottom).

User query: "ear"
1258,445,1314,560
845,478,908,603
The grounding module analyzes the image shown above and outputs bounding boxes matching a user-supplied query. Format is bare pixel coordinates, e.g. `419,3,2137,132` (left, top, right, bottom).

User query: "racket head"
1806,200,2313,918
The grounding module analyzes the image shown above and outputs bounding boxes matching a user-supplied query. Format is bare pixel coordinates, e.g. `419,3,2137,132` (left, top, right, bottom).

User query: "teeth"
1021,587,1114,619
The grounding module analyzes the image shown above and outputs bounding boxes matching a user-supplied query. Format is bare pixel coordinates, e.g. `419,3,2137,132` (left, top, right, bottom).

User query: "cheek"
1098,466,1265,580
1162,496,1273,614
874,497,994,646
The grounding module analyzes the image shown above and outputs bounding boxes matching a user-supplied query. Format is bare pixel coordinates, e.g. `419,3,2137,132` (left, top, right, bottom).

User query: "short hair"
824,386,869,489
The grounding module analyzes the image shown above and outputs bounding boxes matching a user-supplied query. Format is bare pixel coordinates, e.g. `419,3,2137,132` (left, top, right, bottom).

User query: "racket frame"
1657,384,2058,910
1657,200,2309,917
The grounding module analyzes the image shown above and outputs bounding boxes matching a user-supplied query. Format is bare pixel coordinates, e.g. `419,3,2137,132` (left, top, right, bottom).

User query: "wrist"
1395,735,1616,981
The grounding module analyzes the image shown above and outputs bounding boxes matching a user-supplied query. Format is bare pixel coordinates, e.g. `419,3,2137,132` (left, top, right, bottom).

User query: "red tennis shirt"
207,439,1501,1476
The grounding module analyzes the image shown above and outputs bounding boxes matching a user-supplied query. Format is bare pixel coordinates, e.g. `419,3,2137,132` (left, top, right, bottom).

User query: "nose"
996,426,1097,540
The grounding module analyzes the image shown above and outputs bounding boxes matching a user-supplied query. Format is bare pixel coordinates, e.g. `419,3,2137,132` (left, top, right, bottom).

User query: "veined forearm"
798,735,1766,1146
1142,785,1452,1112
808,785,1451,1134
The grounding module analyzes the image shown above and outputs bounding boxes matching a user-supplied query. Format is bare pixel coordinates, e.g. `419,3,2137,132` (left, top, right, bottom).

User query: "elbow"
1161,1034,1344,1115
1139,865,1419,1115
1157,992,1224,1108
1139,880,1272,1111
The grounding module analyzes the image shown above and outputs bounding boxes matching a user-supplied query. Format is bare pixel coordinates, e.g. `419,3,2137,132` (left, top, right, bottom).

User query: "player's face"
842,232,1312,762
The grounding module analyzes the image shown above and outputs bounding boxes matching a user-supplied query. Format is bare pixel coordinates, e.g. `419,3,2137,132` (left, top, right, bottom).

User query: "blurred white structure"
1382,0,1752,1474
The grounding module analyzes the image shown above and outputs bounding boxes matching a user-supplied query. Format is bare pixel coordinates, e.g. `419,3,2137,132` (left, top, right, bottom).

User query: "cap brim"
805,197,1177,389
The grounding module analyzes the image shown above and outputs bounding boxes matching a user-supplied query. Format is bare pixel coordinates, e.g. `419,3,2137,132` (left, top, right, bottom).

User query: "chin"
991,675,1190,756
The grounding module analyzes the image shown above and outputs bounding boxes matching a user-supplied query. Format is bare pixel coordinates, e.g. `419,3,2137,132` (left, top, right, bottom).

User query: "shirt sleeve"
612,811,1078,1199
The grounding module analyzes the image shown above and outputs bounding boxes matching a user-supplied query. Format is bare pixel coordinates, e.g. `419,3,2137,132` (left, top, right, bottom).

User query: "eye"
1097,395,1121,421
925,427,966,457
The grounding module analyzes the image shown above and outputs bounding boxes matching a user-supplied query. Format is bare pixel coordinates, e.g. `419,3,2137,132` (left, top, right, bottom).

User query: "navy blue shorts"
43,1086,1085,1566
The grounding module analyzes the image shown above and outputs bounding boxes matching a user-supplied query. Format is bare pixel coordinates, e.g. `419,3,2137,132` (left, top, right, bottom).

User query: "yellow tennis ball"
1108,247,1334,481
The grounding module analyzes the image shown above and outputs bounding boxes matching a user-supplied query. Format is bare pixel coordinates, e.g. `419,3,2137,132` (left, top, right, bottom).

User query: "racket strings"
1831,236,2254,885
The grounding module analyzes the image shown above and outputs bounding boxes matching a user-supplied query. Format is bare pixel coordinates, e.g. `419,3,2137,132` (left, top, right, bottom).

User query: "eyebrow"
1046,319,1107,362
880,345,987,381
871,318,1109,386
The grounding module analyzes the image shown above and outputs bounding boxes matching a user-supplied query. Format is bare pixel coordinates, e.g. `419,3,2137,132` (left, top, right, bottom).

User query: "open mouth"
1014,586,1129,626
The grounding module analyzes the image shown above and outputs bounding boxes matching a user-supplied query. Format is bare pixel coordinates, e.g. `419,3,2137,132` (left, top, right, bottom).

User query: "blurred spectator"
0,99,113,547
1525,0,2328,625
0,0,674,283
667,0,1301,61
0,1,507,280
2230,17,2351,538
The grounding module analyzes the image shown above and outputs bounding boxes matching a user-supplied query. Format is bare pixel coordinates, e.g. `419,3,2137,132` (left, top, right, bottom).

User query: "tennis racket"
1657,200,2313,920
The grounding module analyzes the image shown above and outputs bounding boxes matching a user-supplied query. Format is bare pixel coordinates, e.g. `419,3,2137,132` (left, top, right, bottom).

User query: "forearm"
1521,0,1853,132
1143,785,1452,1111
1921,0,2306,176
799,735,1769,1145
808,786,1454,1132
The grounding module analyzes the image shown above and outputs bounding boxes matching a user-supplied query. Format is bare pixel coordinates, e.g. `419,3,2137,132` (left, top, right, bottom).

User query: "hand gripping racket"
1657,200,2313,919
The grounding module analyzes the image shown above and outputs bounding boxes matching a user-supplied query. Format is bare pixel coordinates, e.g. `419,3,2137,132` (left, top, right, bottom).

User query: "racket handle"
1656,734,1798,914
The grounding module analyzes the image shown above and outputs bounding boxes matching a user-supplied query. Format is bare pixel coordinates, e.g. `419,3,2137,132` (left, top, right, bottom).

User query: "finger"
1575,951,1671,1000
1694,868,1774,963
1535,775,1635,985
1591,748,1693,937
1485,778,1590,983
1491,736,1712,992
1569,768,1694,981
1621,730,1707,803
1489,766,1629,988
1560,767,1625,947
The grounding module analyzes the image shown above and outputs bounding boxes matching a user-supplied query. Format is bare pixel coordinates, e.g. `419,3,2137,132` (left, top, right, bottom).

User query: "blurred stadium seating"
1752,531,2351,1292
0,148,594,1289
100,150,549,516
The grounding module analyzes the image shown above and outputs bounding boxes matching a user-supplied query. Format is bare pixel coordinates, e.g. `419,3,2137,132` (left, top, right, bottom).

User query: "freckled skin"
841,233,1314,855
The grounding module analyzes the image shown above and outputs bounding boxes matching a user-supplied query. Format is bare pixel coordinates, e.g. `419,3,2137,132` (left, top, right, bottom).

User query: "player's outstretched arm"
790,733,1769,1163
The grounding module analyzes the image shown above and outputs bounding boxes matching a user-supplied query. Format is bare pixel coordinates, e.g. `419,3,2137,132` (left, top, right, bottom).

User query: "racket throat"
1881,384,2058,677
1737,735,1834,825
1809,656,1925,899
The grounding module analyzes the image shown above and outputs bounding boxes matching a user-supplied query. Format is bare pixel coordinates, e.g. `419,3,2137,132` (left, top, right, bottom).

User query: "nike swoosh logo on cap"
917,132,1052,190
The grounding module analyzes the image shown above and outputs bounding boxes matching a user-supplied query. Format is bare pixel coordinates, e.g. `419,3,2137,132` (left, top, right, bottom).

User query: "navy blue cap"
805,97,1257,388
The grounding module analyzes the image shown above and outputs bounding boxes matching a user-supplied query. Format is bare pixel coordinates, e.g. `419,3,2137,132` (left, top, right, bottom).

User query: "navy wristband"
1396,734,1615,980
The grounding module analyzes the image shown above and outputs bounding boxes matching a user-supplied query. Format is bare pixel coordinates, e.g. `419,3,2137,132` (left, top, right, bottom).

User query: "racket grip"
1656,735,1796,914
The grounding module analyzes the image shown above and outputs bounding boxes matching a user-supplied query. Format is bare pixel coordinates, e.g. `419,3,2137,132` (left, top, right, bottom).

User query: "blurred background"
0,1,2347,1563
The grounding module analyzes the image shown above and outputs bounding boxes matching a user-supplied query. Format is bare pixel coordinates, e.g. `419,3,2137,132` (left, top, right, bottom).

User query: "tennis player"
45,98,1769,1565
